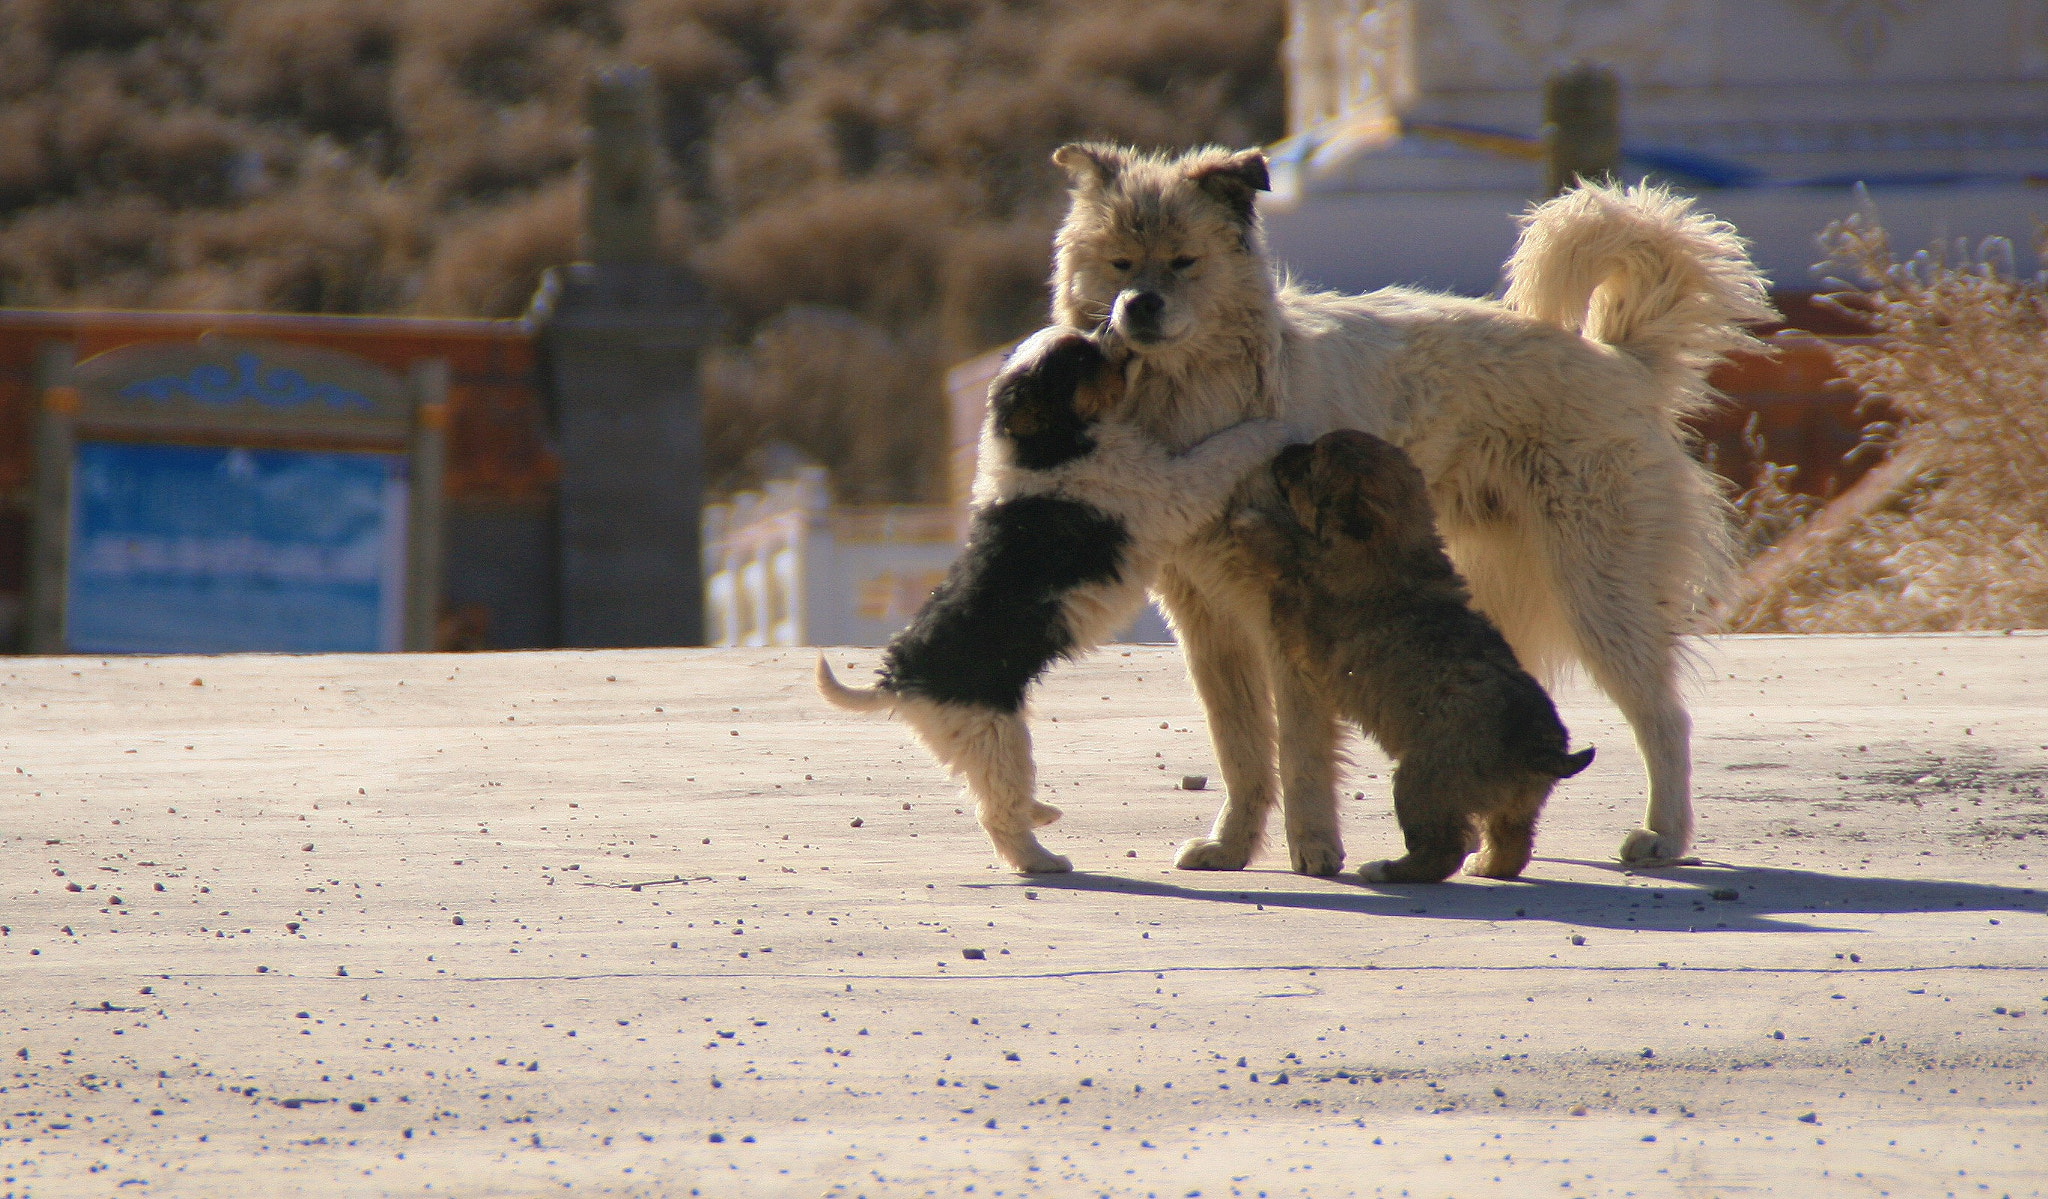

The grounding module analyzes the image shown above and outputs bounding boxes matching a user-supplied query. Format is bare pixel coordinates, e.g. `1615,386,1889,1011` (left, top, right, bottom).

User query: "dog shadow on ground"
987,860,2045,935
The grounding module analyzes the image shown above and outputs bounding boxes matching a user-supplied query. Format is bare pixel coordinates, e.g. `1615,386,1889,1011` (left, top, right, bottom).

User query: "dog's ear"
1053,143,1124,190
1187,148,1270,227
1288,459,1367,546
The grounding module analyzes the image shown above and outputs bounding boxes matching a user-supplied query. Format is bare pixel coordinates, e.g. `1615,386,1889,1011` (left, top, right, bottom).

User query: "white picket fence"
701,467,966,647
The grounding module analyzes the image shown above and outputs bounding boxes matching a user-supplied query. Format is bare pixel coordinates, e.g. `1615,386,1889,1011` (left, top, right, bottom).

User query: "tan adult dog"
1048,142,1774,873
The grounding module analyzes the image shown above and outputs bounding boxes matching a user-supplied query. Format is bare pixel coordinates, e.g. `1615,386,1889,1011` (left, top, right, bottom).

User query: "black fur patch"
879,495,1129,711
990,336,1107,471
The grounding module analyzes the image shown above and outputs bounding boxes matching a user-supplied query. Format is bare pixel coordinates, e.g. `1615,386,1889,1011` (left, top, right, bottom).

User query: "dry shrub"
1720,411,1822,562
387,0,595,202
415,179,584,318
0,196,173,309
936,216,1059,358
701,305,941,503
706,177,963,330
0,0,1285,497
212,0,402,144
160,194,421,314
1728,197,2048,632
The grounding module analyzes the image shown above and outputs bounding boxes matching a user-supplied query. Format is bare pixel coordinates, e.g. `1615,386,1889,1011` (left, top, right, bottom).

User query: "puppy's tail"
1502,180,1775,416
815,655,895,713
1546,745,1596,780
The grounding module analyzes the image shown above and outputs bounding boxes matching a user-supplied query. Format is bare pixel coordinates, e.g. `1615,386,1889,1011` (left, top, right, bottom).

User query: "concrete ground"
1,634,2044,1198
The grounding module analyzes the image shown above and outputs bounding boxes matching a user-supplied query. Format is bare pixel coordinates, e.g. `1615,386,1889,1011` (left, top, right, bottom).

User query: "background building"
1264,0,2048,296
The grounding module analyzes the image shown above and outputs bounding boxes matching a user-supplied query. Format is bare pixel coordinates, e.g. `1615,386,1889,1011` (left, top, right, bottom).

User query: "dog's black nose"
1122,290,1165,323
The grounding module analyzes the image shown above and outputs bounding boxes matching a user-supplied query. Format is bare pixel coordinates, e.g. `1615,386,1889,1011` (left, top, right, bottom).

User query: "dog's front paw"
1617,827,1699,866
1357,859,1396,883
1029,802,1063,827
1289,837,1344,877
1013,850,1073,874
1175,836,1252,871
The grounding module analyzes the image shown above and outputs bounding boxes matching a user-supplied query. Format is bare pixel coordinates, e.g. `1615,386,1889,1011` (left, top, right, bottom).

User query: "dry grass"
1717,411,1822,564
0,0,1284,501
699,305,940,502
1728,197,2048,632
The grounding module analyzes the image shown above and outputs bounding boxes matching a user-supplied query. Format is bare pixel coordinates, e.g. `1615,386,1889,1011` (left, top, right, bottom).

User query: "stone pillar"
1543,63,1620,196
532,66,717,647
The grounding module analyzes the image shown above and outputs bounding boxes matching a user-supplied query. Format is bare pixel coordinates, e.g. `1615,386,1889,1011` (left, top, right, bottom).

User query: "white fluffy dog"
1048,143,1774,873
818,326,1289,871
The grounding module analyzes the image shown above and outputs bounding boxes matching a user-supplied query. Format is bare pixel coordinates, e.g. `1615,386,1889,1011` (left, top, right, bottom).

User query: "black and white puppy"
818,326,1290,872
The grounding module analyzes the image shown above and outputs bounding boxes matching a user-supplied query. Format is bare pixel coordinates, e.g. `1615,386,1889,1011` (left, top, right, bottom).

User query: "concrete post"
405,358,449,652
1543,64,1621,197
25,342,75,654
585,67,660,265
532,66,716,647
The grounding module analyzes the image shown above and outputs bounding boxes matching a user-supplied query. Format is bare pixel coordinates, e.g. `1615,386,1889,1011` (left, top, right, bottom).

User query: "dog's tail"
1502,180,1775,414
1546,745,1597,780
815,655,895,713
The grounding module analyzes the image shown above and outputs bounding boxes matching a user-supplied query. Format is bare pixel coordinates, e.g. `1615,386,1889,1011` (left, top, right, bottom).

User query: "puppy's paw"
1174,836,1252,871
1465,853,1524,880
1029,802,1063,827
1357,859,1396,883
1289,837,1344,877
1616,827,1700,867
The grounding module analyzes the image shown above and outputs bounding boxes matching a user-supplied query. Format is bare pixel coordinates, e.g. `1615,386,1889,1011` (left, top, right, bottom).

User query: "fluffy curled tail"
1502,180,1775,413
815,655,895,713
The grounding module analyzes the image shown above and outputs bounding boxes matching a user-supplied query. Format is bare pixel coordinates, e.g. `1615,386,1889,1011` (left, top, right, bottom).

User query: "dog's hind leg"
908,701,1071,873
962,713,1072,873
1358,756,1471,884
1591,649,1693,865
1451,442,1706,866
1157,560,1279,872
1535,489,1701,865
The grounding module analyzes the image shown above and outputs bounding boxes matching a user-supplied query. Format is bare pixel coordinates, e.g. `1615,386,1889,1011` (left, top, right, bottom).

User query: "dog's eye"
1110,259,1133,272
1170,256,1197,270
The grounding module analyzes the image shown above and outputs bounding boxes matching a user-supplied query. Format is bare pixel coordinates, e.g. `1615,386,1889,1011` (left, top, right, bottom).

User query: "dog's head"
987,326,1125,470
1049,143,1271,357
1271,430,1436,561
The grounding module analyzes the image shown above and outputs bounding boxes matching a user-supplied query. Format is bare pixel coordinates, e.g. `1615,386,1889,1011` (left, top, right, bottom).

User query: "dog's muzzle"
1113,289,1168,344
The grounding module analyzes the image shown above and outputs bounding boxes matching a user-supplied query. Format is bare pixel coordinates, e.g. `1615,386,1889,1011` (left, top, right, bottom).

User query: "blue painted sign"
117,353,375,411
66,442,409,653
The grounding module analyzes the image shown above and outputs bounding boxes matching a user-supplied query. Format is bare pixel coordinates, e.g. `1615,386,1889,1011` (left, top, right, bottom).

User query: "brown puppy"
1233,430,1595,882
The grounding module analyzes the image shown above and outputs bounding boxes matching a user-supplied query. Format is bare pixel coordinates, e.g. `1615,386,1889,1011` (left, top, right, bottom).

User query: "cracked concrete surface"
1,634,2044,1196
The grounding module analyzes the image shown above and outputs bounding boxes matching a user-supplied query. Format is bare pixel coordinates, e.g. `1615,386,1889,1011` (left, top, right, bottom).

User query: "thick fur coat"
1234,430,1595,883
818,326,1289,871
1048,143,1774,873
